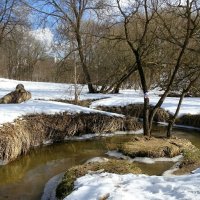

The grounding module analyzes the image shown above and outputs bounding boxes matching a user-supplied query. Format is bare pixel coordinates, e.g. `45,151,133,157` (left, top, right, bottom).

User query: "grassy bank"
0,113,142,165
56,159,142,199
96,104,170,122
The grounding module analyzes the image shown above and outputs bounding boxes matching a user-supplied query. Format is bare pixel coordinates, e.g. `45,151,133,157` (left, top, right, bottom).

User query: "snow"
64,171,200,200
65,130,143,141
163,162,182,177
192,168,200,174
0,100,123,125
0,78,200,123
85,157,109,164
0,78,126,124
0,77,199,125
106,150,183,164
0,78,200,199
91,96,200,117
41,173,64,200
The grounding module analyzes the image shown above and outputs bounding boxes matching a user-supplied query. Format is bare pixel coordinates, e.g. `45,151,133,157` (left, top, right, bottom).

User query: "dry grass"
118,136,194,158
176,114,200,128
51,99,95,107
97,104,170,122
116,136,200,175
55,137,200,199
37,98,102,107
0,113,142,164
56,159,142,199
174,147,200,175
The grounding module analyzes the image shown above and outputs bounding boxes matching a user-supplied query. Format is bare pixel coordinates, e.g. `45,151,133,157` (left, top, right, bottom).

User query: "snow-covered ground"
106,150,183,164
91,96,200,117
0,100,123,125
64,170,200,200
0,78,200,124
0,78,122,124
0,78,111,100
1,78,200,199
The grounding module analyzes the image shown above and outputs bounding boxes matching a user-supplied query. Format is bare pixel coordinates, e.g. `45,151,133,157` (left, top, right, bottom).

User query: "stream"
0,126,199,200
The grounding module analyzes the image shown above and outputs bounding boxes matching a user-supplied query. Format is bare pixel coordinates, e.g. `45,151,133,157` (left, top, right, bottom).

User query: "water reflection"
153,125,200,148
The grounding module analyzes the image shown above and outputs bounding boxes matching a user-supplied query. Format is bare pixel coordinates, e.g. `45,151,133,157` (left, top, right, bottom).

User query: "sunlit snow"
64,171,200,200
0,78,200,125
0,78,200,199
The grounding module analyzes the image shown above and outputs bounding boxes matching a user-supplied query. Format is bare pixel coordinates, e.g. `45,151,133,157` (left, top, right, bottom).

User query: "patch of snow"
106,151,129,160
91,96,200,117
106,151,183,164
173,124,200,131
0,159,9,165
162,162,182,177
65,130,143,141
192,168,200,174
158,122,200,131
0,78,110,100
85,157,109,164
41,172,64,200
0,100,123,125
114,129,143,135
43,139,53,145
64,172,200,200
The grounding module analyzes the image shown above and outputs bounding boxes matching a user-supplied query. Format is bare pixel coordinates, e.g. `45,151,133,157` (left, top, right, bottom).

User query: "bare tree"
115,0,200,136
3,26,47,80
0,0,15,44
115,0,157,136
166,72,200,137
23,0,107,93
0,0,28,45
149,0,200,136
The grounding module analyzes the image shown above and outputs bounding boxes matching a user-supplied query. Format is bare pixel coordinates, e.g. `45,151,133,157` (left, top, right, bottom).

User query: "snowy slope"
64,170,200,200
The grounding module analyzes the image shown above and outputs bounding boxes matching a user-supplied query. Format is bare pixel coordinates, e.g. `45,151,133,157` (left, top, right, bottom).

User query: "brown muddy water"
0,127,199,200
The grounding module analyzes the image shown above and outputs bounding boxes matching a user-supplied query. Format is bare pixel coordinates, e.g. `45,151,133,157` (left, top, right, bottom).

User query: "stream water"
0,127,199,200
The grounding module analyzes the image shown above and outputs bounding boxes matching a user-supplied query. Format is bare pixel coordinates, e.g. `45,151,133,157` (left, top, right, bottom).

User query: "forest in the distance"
0,0,199,96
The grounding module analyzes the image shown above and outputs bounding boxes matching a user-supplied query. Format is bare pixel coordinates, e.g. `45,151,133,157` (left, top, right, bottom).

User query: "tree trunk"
143,96,150,136
76,29,96,93
167,120,173,138
135,51,150,136
110,64,137,93
166,76,199,137
166,91,185,138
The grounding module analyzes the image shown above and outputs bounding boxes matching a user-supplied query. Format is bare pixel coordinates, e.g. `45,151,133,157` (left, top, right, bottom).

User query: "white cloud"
30,28,53,47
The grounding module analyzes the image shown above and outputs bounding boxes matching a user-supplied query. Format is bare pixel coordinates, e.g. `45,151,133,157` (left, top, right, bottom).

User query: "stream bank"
0,112,141,165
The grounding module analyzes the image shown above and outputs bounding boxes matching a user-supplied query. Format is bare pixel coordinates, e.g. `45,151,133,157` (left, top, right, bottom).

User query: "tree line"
0,0,200,137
